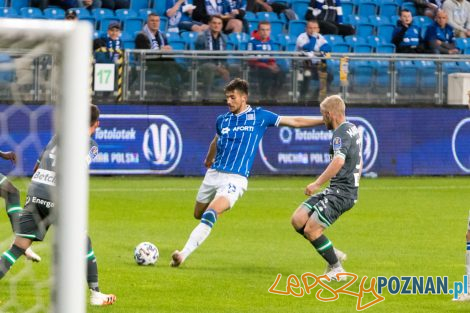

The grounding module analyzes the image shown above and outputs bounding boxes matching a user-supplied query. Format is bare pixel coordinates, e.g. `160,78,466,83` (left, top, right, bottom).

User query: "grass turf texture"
1,176,470,312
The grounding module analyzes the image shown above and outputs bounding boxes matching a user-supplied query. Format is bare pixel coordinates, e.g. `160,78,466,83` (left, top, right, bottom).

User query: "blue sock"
201,209,217,228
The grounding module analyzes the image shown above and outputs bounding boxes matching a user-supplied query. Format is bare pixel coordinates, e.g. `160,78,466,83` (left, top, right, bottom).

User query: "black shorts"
16,195,54,241
302,188,355,228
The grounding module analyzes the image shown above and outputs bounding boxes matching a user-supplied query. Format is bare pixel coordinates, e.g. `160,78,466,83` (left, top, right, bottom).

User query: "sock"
1,180,21,233
180,209,217,260
86,236,99,292
466,241,470,290
311,235,339,267
0,244,25,279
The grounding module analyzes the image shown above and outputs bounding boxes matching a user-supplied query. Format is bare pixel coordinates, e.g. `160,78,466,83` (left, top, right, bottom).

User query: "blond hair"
320,95,345,115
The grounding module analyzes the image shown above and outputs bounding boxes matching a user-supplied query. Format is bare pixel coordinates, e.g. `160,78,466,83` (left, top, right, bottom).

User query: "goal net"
0,19,92,313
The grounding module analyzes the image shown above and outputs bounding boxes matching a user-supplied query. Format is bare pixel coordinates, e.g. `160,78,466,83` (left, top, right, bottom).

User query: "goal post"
0,19,92,313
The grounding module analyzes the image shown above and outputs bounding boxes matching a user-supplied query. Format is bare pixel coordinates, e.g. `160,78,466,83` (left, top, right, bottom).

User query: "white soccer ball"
134,242,159,265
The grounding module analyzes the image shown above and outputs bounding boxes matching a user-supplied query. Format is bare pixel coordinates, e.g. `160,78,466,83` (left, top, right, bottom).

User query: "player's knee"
466,230,470,241
303,224,323,241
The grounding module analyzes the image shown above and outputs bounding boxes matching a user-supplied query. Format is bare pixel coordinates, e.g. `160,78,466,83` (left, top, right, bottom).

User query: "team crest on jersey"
89,146,98,160
333,137,342,150
247,113,255,120
221,127,230,135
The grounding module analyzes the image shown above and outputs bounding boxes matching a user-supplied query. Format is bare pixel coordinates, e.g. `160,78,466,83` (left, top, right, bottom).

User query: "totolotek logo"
142,116,183,174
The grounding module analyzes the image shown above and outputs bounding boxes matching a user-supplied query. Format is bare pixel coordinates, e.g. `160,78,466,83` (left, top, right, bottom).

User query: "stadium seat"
344,35,366,46
80,16,97,29
457,61,470,73
326,59,341,93
454,38,469,51
230,32,250,50
256,12,280,22
10,0,29,11
247,20,259,34
180,31,199,50
350,61,374,91
123,17,144,34
379,2,399,18
415,60,436,93
160,16,168,32
165,32,181,42
346,15,367,26
342,2,355,17
356,23,374,37
99,17,121,32
325,34,344,45
357,2,377,18
44,7,65,19
139,8,155,19
367,35,385,48
463,46,470,54
69,8,91,18
352,43,373,53
376,24,395,43
153,0,167,15
331,43,350,53
401,2,417,16
92,8,115,19
288,20,306,38
269,21,285,37
131,0,150,11
375,43,395,53
368,15,390,27
0,7,18,17
168,40,186,50
116,8,138,19
225,42,236,51
396,60,418,94
244,11,257,22
20,7,43,19
0,0,4,7
371,60,390,91
291,0,309,18
122,39,136,49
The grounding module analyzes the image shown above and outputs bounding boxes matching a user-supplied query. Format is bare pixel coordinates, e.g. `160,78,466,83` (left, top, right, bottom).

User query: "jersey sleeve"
259,108,281,127
332,129,352,160
215,114,224,136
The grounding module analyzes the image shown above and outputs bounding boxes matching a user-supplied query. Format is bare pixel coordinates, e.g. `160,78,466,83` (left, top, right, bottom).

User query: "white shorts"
196,169,248,208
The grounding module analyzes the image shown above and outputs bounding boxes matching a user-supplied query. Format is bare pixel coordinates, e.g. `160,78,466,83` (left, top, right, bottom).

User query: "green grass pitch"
1,176,470,312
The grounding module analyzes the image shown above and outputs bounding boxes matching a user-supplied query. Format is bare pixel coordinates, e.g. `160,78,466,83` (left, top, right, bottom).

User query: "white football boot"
90,289,116,306
25,247,41,262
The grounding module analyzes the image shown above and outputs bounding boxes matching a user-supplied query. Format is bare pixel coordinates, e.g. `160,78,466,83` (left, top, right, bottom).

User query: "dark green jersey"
28,135,98,200
329,122,362,200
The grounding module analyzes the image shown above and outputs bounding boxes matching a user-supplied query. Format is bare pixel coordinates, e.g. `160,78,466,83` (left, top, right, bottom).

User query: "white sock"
180,223,212,260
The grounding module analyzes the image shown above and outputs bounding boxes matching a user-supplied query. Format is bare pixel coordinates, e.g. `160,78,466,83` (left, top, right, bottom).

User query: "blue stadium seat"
379,2,399,18
401,2,417,16
325,34,344,45
165,32,181,42
92,8,115,19
331,43,351,53
116,9,138,19
286,42,297,51
44,7,65,19
344,35,366,46
454,38,469,51
342,2,355,17
288,20,306,37
10,0,29,11
180,31,199,50
225,42,236,51
230,32,250,50
0,7,18,17
346,15,367,26
370,60,390,91
367,35,386,48
20,7,43,19
415,60,436,93
153,0,167,15
350,61,374,91
80,16,97,29
375,43,395,53
139,8,156,19
0,0,4,7
123,17,144,34
269,21,285,37
457,61,470,72
352,43,373,53
244,11,257,21
69,8,91,18
131,0,150,11
247,20,259,34
326,59,341,92
256,11,280,22
168,40,186,50
160,16,168,32
368,15,390,27
376,24,395,43
357,2,377,17
99,17,121,32
396,60,418,94
356,23,374,37
291,0,309,18
122,39,136,49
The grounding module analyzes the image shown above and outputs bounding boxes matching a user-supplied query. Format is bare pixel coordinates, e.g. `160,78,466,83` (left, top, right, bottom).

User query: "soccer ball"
134,242,159,265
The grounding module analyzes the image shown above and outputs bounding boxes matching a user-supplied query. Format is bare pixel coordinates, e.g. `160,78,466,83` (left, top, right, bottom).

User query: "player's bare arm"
279,116,324,128
0,150,16,164
305,156,345,196
204,135,218,168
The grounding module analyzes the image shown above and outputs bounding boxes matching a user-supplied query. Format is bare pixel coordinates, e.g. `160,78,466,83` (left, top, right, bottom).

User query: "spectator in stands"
195,15,231,98
425,10,460,54
296,20,332,102
48,0,102,10
443,0,470,38
411,0,441,19
230,0,250,32
247,21,284,99
305,0,355,36
93,22,123,64
250,0,298,21
392,9,425,53
65,10,78,20
101,0,129,10
135,13,184,98
166,0,209,33
192,0,243,33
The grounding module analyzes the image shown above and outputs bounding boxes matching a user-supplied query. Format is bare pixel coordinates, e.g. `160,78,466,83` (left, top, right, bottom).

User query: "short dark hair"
148,13,160,19
91,104,100,126
400,9,411,15
224,78,249,95
209,14,223,23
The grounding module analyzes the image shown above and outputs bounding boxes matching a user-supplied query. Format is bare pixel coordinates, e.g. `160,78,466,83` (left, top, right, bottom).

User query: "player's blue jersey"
212,106,280,177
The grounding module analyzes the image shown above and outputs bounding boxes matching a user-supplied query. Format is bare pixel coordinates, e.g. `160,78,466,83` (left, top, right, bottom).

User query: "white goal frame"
0,19,92,313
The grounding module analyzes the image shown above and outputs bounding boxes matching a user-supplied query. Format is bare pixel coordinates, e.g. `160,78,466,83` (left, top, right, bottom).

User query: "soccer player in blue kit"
171,78,324,267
